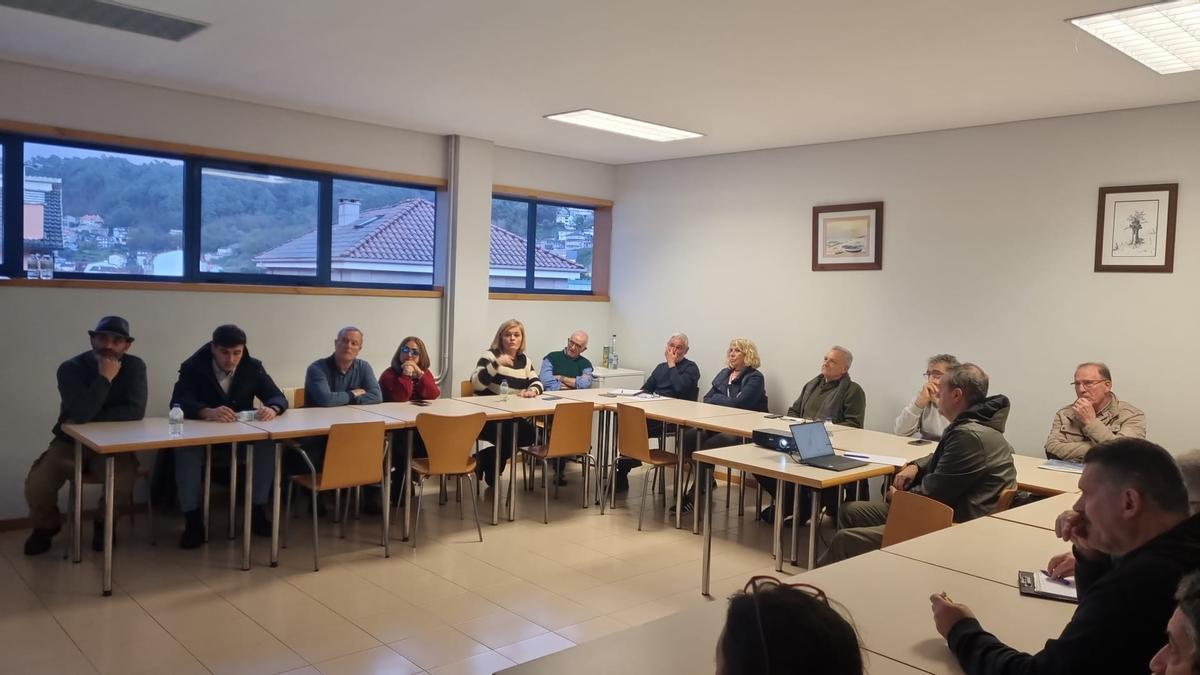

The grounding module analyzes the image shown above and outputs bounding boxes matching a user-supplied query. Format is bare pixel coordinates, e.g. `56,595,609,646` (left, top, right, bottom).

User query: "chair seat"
644,449,677,466
291,473,322,491
412,457,477,477
523,444,589,460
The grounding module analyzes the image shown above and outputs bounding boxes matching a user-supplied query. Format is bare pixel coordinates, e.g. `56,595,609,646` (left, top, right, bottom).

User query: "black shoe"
554,474,568,487
23,526,60,556
250,505,272,538
91,520,114,552
760,505,775,524
669,497,694,515
179,510,204,549
615,471,630,493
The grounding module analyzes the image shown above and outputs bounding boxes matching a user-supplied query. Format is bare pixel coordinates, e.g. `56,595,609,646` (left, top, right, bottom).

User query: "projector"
752,428,794,452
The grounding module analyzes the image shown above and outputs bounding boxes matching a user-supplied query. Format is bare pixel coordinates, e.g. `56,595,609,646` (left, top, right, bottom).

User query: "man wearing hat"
23,316,148,556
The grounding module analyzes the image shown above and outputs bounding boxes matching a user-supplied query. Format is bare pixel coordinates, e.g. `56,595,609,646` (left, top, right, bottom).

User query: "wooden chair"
408,412,487,548
991,487,1019,514
881,491,954,547
283,420,388,571
513,401,594,523
616,404,680,531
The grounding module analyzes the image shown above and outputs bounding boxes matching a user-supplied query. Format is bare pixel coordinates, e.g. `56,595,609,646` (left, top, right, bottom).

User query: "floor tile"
495,632,576,664
453,610,549,649
388,625,489,670
313,645,423,675
427,650,516,675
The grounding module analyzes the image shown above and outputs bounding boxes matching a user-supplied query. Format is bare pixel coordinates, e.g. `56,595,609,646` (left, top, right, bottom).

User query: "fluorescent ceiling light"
545,109,703,142
1070,0,1200,74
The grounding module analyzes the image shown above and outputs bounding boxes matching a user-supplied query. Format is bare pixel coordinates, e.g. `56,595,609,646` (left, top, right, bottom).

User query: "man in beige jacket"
1045,362,1145,461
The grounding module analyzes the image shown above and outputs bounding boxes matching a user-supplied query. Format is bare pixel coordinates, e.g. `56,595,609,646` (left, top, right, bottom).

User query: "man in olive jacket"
931,438,1200,675
823,363,1016,563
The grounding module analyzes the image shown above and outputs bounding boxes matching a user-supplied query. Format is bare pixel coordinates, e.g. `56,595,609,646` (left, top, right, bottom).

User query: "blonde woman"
471,319,542,486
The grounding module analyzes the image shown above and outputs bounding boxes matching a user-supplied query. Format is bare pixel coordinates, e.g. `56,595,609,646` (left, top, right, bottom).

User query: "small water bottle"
498,381,510,401
169,404,184,438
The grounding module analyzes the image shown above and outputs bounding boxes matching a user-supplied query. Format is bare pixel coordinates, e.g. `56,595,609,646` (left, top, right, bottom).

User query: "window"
1,127,440,290
319,178,438,285
489,197,593,293
22,142,184,277
200,167,319,277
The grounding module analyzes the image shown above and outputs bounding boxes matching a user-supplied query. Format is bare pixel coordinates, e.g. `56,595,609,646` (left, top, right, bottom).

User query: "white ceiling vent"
0,0,208,41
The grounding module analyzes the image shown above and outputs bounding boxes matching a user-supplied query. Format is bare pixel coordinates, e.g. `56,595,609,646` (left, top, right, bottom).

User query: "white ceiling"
1,0,1198,165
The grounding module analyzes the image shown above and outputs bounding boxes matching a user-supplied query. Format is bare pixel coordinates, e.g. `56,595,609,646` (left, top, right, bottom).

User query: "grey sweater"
305,355,382,406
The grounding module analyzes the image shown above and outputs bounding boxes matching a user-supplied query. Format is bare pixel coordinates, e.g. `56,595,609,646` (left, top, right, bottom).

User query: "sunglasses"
741,576,830,671
401,346,421,357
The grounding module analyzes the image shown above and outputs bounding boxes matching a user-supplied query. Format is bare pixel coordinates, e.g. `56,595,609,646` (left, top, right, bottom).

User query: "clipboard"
1018,570,1078,604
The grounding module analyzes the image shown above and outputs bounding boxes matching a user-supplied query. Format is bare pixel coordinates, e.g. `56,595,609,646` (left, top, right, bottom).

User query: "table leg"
692,429,702,534
102,456,114,597
773,481,785,573
790,485,801,565
270,442,281,567
807,488,820,569
509,420,523,522
381,436,391,557
738,472,745,517
403,431,413,541
492,424,503,526
702,461,713,596
836,485,845,530
203,445,212,542
242,442,252,571
597,410,606,512
72,441,82,563
228,445,238,540
608,410,618,511
674,425,684,529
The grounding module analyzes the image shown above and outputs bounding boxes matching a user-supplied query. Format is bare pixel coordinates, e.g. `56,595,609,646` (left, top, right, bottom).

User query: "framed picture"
1095,183,1178,273
812,201,883,271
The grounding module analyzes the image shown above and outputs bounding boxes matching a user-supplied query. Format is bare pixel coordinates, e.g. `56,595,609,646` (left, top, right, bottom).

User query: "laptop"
788,422,868,471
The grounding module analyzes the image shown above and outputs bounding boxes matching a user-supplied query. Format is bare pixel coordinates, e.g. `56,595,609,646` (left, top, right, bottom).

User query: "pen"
843,453,869,460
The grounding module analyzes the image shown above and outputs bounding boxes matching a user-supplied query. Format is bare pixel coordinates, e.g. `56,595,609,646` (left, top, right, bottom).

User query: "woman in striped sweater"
472,319,543,486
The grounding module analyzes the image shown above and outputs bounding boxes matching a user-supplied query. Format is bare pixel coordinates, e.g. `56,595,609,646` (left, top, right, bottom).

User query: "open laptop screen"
790,422,835,461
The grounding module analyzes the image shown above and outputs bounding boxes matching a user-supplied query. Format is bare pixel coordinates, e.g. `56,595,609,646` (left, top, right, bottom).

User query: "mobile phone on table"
763,414,782,419
908,439,932,445
412,400,431,406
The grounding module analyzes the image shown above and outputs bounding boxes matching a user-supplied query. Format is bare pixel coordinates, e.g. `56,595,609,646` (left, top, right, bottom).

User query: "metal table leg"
102,456,114,596
790,485,801,565
807,488,820,569
693,429,702,534
674,424,684,529
72,441,82,563
270,442,281,567
773,480,785,573
228,445,238,540
203,445,212,542
701,461,714,596
241,443,252,571
381,436,391,557
492,423,503,525
402,430,414,541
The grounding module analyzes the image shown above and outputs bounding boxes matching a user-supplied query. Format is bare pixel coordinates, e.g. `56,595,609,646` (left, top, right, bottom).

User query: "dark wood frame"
812,201,884,271
1094,183,1178,273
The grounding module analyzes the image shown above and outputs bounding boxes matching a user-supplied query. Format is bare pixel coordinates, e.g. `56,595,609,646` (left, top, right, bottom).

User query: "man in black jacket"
171,324,288,549
823,363,1016,563
24,316,147,555
930,438,1200,674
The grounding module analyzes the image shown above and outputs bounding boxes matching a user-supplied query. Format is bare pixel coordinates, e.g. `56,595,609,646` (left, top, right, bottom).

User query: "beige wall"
611,102,1200,459
0,61,614,520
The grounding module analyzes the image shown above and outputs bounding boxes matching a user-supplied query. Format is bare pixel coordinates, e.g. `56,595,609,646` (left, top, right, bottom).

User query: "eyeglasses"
1070,379,1109,388
567,339,587,351
401,346,420,357
741,576,830,671
923,371,945,379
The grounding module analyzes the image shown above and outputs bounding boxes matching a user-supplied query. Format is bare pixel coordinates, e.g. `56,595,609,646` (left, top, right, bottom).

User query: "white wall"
0,61,614,520
612,102,1200,459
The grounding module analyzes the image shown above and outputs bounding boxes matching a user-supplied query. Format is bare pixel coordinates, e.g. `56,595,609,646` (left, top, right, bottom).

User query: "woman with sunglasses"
717,576,863,675
379,336,440,403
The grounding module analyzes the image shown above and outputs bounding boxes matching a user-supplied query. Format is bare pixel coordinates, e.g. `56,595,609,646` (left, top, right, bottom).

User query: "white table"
990,491,1078,531
883,515,1068,586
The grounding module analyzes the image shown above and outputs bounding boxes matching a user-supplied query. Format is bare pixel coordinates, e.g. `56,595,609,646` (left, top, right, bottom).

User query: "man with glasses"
1045,362,1145,462
540,330,593,485
894,354,958,441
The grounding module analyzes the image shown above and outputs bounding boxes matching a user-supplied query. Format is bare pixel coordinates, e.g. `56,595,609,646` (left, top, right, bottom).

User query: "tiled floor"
0,468,822,674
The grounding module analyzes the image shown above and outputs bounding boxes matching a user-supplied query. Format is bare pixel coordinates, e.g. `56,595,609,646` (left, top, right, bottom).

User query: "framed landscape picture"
812,201,883,271
1095,183,1178,273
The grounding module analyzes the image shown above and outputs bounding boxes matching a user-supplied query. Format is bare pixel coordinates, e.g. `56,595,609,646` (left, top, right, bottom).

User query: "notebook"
1018,570,1078,603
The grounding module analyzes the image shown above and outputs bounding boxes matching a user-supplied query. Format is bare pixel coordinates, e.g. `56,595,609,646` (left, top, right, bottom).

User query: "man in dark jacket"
171,324,287,549
823,362,1016,563
930,438,1200,675
24,316,147,555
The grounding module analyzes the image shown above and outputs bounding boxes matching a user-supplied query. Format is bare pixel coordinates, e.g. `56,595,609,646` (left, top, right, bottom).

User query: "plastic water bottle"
169,404,184,438
499,381,510,401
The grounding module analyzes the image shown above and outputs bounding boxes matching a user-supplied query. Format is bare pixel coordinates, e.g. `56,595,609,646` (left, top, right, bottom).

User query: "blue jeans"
175,441,275,512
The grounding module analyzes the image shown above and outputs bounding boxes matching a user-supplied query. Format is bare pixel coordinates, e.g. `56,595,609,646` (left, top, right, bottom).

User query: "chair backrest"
616,404,654,463
991,487,1019,514
881,490,955,547
293,387,306,409
417,412,487,475
545,401,594,459
320,421,387,490
460,380,474,397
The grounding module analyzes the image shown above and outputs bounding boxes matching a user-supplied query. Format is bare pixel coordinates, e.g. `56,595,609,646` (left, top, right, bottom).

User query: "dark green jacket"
909,394,1016,522
786,374,865,427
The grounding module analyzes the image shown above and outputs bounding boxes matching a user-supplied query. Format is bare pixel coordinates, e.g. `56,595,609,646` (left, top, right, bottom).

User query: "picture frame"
1094,183,1178,273
812,201,883,271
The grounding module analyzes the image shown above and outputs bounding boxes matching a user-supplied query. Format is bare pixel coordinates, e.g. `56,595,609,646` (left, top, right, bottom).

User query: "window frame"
0,129,440,291
488,194,597,296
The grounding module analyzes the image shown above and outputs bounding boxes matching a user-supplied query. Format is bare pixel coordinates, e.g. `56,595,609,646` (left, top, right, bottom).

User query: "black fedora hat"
88,316,134,341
